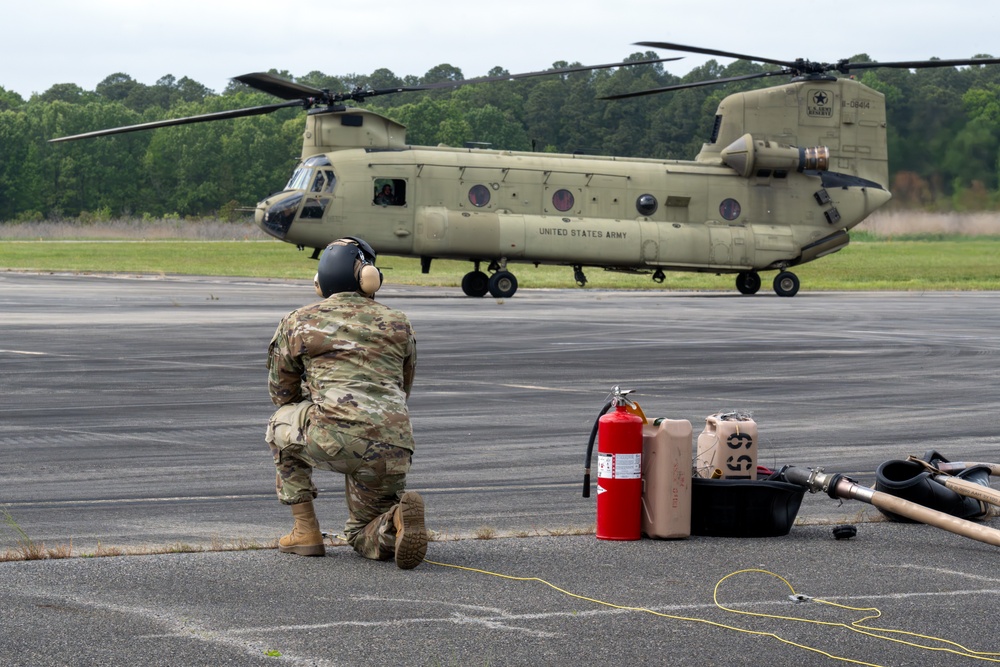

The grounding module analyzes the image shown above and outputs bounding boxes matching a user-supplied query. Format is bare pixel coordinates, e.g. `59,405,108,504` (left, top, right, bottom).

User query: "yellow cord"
426,560,1000,665
714,569,1000,662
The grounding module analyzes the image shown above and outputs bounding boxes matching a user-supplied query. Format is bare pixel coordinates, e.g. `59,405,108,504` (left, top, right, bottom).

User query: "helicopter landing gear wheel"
488,270,518,298
461,270,489,297
735,271,761,295
773,271,800,297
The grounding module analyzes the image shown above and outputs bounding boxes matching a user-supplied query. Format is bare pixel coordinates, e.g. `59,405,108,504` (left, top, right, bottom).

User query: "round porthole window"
469,184,490,207
720,198,741,221
552,189,574,212
636,194,657,216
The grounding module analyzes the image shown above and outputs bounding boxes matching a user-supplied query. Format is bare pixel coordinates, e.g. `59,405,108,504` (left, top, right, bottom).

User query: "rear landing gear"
734,270,800,296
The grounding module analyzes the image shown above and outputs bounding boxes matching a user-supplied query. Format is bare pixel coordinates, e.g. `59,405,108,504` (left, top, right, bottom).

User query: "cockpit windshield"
286,168,311,191
285,156,335,193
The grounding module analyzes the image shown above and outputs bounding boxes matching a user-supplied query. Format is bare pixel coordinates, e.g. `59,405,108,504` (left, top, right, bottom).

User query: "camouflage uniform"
266,292,417,560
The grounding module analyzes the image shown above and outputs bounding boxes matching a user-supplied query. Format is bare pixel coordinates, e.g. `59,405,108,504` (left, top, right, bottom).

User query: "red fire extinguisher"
583,387,644,540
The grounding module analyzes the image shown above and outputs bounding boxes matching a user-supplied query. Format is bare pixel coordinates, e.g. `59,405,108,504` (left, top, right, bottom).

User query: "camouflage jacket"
267,292,416,451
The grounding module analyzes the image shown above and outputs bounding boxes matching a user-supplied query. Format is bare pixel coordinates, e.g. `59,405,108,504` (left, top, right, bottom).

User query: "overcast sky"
4,0,1000,99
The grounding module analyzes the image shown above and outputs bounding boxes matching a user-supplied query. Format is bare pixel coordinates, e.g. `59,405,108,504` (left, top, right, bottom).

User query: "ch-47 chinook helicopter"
52,43,1000,298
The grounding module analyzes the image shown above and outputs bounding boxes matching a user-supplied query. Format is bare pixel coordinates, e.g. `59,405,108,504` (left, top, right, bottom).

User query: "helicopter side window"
636,194,658,216
468,184,490,208
709,115,723,144
552,189,574,212
719,198,741,221
373,179,407,207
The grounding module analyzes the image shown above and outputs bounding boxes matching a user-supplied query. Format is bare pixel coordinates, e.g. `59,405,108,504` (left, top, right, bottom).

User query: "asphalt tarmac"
2,272,999,666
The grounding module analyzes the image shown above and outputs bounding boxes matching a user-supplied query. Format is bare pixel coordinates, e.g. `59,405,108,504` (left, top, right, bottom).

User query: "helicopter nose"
257,192,303,240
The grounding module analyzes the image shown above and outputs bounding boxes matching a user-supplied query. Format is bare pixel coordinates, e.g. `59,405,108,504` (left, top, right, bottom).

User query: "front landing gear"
461,270,489,297
735,271,761,295
488,271,518,298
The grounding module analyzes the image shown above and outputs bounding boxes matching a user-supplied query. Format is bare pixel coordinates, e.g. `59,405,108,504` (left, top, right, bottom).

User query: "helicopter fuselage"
255,76,892,297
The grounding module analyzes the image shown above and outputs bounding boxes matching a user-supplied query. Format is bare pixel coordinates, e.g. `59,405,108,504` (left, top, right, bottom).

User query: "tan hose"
905,456,1000,508
831,476,1000,548
936,476,1000,508
931,461,1000,476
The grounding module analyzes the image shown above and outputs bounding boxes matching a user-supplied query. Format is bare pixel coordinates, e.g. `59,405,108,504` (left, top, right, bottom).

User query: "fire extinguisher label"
597,453,642,479
597,453,613,478
615,453,642,479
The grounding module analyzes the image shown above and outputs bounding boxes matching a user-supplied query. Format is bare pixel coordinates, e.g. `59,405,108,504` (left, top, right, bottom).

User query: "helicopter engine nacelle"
721,133,829,178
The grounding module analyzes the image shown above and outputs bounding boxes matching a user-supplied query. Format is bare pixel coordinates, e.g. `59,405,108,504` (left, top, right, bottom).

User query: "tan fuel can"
695,413,757,480
640,418,693,539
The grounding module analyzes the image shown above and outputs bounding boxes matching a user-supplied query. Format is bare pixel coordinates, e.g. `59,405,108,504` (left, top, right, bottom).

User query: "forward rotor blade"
240,57,684,104
233,73,328,100
601,70,785,100
49,100,305,143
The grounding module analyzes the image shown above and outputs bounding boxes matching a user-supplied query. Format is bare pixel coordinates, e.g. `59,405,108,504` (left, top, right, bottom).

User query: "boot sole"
278,543,326,557
395,492,428,570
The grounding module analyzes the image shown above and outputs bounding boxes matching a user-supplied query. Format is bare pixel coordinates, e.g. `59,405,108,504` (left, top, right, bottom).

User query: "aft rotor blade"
415,56,685,91
844,56,1000,71
601,70,785,100
49,100,305,143
635,41,797,70
351,56,686,102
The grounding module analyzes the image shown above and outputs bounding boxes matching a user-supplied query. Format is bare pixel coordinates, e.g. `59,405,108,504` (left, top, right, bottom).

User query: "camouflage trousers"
266,401,411,560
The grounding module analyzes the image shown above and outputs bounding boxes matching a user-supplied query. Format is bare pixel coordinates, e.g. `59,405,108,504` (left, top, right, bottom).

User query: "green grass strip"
2,239,999,291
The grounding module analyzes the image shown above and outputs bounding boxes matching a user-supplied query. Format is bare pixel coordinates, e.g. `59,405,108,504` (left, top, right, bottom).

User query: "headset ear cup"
358,264,383,295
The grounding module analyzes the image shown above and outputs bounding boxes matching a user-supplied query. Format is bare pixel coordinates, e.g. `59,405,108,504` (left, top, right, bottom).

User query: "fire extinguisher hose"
582,400,613,498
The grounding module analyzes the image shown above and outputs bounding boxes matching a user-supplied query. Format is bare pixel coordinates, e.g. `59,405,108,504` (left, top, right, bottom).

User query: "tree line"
3,51,1000,222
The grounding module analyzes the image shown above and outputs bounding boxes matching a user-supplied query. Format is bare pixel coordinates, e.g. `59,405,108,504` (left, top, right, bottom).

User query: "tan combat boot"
393,491,428,569
278,500,326,557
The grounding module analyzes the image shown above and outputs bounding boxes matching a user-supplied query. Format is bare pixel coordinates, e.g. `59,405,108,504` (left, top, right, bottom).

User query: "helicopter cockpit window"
468,184,490,208
636,194,658,216
373,179,407,207
300,197,329,220
286,156,334,192
311,169,336,193
552,189,574,212
286,167,312,191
